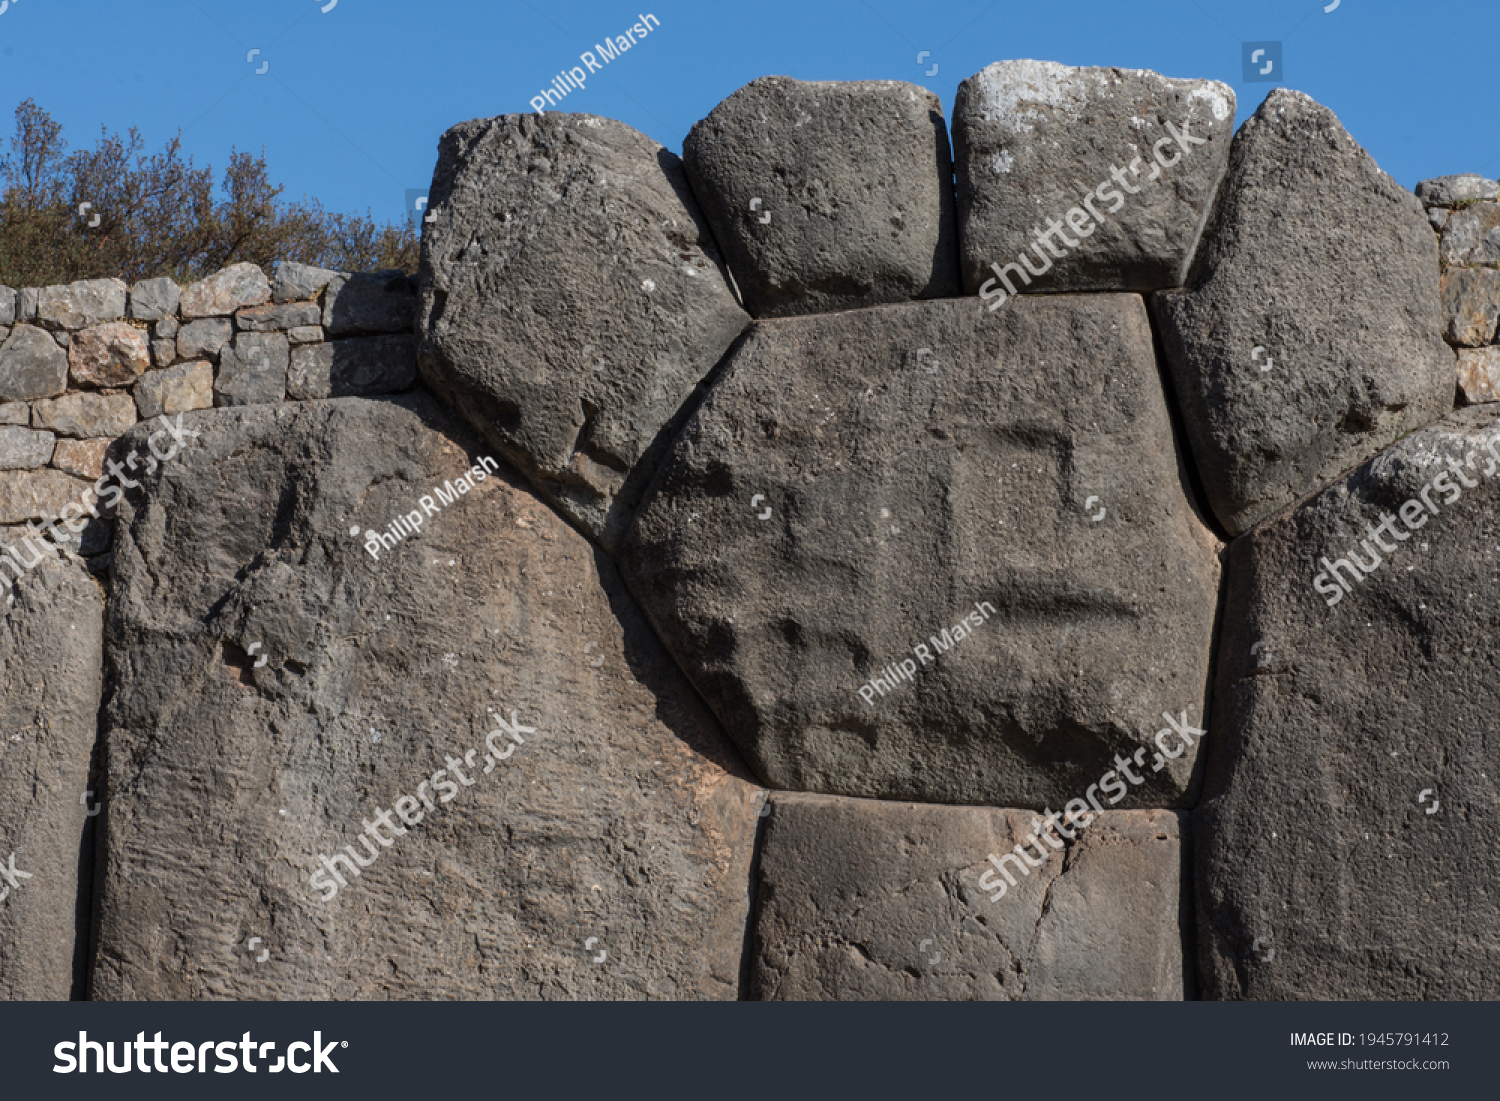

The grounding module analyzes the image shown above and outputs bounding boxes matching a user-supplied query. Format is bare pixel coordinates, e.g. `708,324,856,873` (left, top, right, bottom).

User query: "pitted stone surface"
0,556,105,1000
752,794,1190,1000
89,393,762,1000
620,295,1219,808
1198,406,1500,999
682,76,959,318
1155,89,1453,535
417,112,749,553
953,60,1234,296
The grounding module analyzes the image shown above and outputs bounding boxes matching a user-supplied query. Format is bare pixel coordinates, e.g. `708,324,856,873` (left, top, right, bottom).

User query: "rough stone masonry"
0,60,1494,1002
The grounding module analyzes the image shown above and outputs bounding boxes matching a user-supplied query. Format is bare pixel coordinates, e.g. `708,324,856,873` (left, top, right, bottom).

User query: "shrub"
0,99,419,288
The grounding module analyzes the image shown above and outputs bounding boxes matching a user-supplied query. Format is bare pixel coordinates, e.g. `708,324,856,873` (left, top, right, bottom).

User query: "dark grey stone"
1415,174,1498,207
1155,89,1453,535
273,261,341,305
619,295,1219,808
216,333,289,407
324,271,416,337
0,325,70,402
417,113,749,552
0,554,104,1000
682,76,960,317
1198,405,1500,998
88,394,762,999
128,277,181,322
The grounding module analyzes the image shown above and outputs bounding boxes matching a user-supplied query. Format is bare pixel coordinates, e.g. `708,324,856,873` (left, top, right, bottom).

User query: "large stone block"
36,279,127,330
273,261,340,304
1441,267,1500,347
235,301,323,333
752,793,1190,1000
132,361,213,419
0,556,105,1000
682,76,960,317
176,319,233,362
128,277,181,322
1439,201,1500,266
1197,406,1500,998
619,296,1219,808
1458,346,1500,404
953,60,1234,296
0,325,69,402
88,394,762,1000
1155,89,1454,535
417,112,749,553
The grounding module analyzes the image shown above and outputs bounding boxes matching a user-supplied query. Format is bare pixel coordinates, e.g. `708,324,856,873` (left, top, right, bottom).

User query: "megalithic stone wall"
0,60,1494,1002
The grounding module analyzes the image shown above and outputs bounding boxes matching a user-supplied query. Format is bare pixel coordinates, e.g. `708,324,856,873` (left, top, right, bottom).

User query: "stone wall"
1,61,1495,1002
0,263,417,570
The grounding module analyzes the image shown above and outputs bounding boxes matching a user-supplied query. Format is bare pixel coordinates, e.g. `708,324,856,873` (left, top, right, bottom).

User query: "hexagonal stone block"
1198,405,1500,998
619,295,1219,808
418,113,749,553
953,60,1234,296
682,76,960,318
1155,90,1453,535
752,793,1189,1000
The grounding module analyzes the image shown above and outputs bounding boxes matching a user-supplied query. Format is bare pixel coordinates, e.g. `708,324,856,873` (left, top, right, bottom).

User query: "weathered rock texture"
1198,406,1500,998
620,295,1219,808
0,556,105,1000
417,112,749,554
2,67,1494,1006
89,393,762,1000
683,77,959,317
1156,89,1453,535
752,793,1190,1000
953,61,1234,295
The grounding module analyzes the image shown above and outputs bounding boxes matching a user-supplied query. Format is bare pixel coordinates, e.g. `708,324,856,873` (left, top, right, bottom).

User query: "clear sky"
1,0,1494,227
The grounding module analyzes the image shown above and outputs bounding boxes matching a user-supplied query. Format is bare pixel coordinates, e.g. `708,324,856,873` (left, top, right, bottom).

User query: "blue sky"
1,0,1494,227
